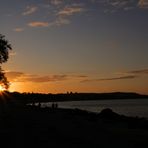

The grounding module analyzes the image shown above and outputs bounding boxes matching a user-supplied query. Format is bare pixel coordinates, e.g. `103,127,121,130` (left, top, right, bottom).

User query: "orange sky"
1,0,148,94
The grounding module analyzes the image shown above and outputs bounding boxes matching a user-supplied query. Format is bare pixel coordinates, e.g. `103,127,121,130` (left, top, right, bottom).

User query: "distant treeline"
1,91,148,105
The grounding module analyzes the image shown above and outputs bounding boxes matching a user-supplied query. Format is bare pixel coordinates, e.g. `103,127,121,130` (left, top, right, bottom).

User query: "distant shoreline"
2,91,148,104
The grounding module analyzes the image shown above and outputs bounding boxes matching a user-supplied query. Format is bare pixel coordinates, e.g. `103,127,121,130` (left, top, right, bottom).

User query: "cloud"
98,75,137,81
81,68,148,83
76,75,88,78
6,69,147,84
23,6,38,16
13,28,24,32
81,75,137,83
19,1,87,29
5,71,24,82
58,5,85,16
47,3,85,27
5,71,68,83
103,0,135,12
25,74,88,83
108,0,129,7
7,69,148,84
28,18,70,28
47,4,85,27
50,0,63,6
127,69,148,74
138,0,148,8
23,75,67,83
28,22,49,27
5,71,88,83
13,1,148,33
100,0,148,11
49,17,70,26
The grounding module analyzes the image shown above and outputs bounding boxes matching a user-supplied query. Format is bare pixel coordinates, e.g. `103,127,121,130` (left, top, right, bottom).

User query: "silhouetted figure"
55,103,58,108
32,102,35,106
51,103,58,109
52,103,55,109
38,102,41,108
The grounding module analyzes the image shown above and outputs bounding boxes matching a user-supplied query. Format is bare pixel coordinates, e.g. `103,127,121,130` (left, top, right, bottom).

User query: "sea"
41,98,148,118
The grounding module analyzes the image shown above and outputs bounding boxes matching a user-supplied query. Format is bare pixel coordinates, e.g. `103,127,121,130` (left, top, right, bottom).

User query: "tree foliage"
0,34,12,63
0,34,12,90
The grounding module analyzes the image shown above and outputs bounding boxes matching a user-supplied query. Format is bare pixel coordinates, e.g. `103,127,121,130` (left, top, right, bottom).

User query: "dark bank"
0,91,148,148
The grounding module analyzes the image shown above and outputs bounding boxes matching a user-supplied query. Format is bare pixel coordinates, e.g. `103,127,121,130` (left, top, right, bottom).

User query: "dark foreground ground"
0,104,148,148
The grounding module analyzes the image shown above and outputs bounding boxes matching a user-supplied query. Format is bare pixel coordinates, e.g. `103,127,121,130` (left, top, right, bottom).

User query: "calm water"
42,99,148,118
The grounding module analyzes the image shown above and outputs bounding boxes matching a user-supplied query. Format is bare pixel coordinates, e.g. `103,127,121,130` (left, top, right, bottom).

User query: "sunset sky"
0,0,148,94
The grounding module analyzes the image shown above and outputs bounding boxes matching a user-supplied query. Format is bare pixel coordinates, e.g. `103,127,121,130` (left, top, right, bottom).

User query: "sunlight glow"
0,85,6,92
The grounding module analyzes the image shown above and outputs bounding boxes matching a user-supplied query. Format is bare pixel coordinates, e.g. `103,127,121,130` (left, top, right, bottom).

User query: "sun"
0,85,6,92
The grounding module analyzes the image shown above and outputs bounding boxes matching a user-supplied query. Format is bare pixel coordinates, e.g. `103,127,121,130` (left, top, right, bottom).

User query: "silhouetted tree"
0,67,9,90
0,34,12,90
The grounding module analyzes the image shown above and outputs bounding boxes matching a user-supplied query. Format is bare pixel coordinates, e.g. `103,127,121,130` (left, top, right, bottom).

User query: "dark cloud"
81,68,148,83
98,75,138,81
81,75,137,83
128,69,148,74
76,75,88,78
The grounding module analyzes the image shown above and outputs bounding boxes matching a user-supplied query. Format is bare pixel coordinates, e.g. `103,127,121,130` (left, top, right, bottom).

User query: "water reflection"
42,99,148,118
